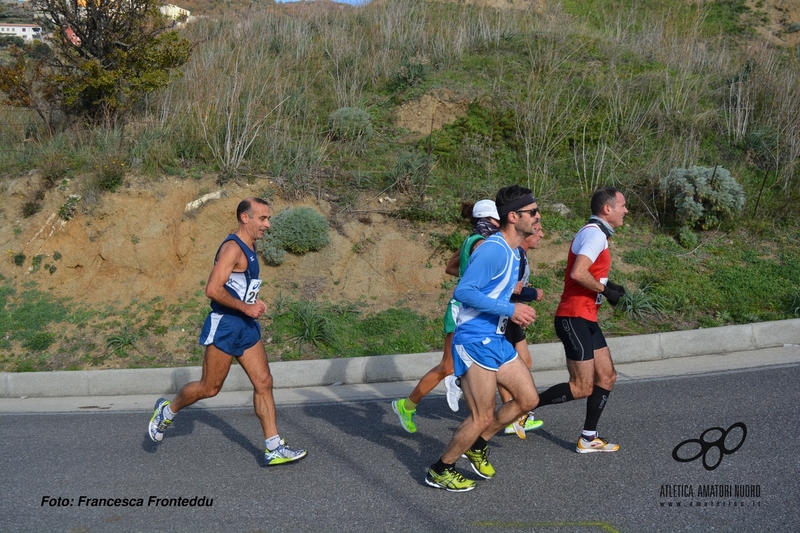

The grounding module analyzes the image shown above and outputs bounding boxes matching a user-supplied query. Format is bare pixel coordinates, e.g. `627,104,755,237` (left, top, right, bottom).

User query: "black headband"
497,194,536,217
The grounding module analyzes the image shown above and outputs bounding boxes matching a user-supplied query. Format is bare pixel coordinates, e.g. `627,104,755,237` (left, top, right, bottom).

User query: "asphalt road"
1,359,798,533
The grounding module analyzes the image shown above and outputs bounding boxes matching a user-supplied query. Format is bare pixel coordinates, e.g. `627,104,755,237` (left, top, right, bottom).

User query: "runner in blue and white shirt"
425,185,541,493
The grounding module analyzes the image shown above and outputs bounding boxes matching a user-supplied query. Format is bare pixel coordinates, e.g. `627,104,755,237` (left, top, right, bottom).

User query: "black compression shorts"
554,316,607,361
504,321,526,345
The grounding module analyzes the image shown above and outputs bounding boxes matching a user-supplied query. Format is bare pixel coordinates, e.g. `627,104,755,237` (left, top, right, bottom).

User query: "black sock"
583,386,611,433
470,436,488,451
537,383,574,406
431,458,455,474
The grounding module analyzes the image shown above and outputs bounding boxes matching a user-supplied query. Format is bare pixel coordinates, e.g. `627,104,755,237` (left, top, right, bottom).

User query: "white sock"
582,431,597,441
266,435,282,451
163,404,175,420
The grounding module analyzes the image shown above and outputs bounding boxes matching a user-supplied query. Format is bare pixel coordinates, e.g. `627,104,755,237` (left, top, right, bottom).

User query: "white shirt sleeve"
570,225,608,263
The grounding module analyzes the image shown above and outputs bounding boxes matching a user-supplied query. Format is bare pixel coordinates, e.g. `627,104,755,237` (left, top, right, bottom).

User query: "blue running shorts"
453,337,518,377
199,312,261,357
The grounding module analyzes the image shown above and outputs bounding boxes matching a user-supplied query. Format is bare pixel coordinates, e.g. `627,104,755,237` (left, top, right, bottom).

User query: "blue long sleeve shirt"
453,233,519,344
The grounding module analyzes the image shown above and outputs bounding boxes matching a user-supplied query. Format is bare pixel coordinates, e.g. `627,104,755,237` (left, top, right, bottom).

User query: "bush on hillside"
0,36,24,48
39,152,68,189
390,54,430,90
659,165,745,230
95,158,125,192
258,238,286,266
328,107,374,142
386,150,429,195
260,207,329,266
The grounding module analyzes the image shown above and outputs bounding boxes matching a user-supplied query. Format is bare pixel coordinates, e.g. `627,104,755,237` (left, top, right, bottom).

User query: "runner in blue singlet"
147,197,307,467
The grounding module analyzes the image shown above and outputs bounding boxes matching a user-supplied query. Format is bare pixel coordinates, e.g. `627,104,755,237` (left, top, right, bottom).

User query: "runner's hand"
513,280,524,295
511,303,536,327
606,281,626,296
601,282,624,306
245,300,267,318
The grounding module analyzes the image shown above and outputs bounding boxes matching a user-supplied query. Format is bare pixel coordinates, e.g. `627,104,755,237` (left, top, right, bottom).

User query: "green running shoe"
523,412,544,431
425,467,476,492
503,411,544,438
462,445,495,479
391,399,417,433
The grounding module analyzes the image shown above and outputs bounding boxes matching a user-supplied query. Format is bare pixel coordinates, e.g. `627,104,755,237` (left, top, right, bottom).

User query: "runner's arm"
445,237,487,277
444,249,460,277
569,254,606,293
205,241,266,318
453,250,516,317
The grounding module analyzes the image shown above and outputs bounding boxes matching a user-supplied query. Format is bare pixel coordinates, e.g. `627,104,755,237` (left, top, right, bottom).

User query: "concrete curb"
2,319,799,398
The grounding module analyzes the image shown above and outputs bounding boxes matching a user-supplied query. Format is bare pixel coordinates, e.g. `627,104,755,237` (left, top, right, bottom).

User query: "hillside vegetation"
1,0,799,371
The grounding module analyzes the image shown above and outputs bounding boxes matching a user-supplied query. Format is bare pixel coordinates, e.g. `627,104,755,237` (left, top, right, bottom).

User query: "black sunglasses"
515,208,539,217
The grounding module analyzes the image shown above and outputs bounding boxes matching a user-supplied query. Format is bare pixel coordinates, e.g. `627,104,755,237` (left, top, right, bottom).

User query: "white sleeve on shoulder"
570,226,608,262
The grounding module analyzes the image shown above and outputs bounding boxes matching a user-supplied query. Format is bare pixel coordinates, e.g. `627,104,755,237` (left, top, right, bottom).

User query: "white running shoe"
148,398,172,443
444,375,462,412
576,436,619,453
264,439,308,466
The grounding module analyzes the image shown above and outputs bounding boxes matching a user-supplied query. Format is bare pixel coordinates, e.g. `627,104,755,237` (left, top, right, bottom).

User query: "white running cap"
472,199,499,220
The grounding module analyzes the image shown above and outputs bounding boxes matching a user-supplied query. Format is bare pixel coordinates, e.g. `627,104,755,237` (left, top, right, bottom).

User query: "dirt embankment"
0,174,567,319
0,177,443,316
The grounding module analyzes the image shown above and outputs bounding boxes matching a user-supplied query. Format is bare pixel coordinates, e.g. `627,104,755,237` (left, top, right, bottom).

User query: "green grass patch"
265,298,440,360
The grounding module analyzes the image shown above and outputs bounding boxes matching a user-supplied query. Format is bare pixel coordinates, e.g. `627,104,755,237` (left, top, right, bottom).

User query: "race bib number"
496,315,509,335
245,278,262,304
596,277,608,305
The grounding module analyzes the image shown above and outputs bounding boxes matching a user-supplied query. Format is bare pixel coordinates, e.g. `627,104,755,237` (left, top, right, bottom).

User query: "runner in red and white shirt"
535,187,628,453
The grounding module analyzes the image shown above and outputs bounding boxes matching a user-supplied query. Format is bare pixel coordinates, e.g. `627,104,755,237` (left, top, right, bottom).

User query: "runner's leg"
238,341,278,439
170,344,233,412
440,364,497,464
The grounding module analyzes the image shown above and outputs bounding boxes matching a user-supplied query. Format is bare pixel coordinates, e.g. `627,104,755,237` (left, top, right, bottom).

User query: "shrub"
265,207,330,255
31,254,44,273
620,283,666,320
39,153,68,189
259,238,286,266
677,226,699,250
21,200,42,218
659,166,745,230
0,0,192,126
386,150,429,195
0,36,25,48
58,195,80,221
328,107,374,142
105,326,140,356
291,301,335,349
390,54,430,90
786,292,800,317
95,158,125,192
22,332,55,352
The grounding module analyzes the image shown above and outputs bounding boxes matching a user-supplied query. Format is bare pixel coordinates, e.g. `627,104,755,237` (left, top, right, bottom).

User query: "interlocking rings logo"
672,422,747,471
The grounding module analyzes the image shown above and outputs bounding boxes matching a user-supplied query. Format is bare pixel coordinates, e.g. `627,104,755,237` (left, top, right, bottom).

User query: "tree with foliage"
0,0,192,127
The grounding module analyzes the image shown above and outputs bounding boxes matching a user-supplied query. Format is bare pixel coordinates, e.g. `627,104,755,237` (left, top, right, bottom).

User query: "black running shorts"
504,321,526,345
554,316,607,361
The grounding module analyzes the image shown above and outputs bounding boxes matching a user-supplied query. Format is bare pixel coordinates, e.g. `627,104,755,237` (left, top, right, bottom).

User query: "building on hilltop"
159,4,190,21
0,22,42,40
